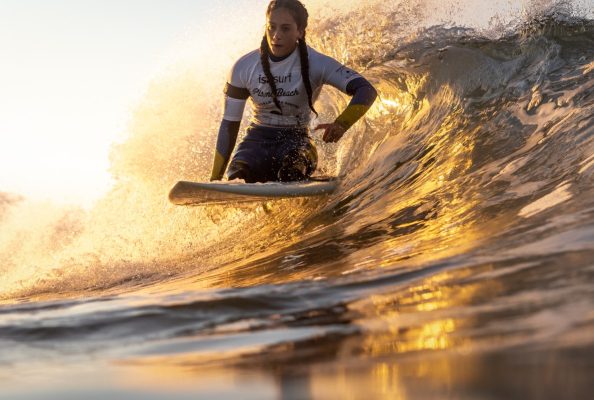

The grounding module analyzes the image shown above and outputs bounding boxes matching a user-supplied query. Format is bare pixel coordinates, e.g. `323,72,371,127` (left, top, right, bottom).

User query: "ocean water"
1,0,594,399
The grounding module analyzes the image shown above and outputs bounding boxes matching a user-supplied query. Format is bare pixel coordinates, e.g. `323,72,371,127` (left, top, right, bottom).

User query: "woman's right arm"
210,83,250,181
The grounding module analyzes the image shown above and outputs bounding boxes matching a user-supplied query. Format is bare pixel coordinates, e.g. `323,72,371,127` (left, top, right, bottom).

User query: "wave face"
1,1,594,398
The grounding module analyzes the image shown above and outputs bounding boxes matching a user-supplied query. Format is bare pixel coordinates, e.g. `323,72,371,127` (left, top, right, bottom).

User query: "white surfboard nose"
168,178,339,206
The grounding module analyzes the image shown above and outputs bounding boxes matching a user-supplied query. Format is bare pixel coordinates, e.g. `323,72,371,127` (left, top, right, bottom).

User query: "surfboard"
168,177,339,206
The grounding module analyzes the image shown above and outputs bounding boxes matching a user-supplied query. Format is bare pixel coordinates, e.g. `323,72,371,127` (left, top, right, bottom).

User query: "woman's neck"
269,45,297,62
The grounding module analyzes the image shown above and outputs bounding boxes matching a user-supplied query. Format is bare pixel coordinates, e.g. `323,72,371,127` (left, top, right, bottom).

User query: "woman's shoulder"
226,49,260,84
306,45,343,73
306,45,324,59
307,45,341,64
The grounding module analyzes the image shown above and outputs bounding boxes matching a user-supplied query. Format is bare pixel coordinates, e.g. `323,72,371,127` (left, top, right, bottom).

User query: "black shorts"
227,124,318,183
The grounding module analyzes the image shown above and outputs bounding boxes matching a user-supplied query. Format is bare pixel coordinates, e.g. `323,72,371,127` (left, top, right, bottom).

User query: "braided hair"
261,0,318,116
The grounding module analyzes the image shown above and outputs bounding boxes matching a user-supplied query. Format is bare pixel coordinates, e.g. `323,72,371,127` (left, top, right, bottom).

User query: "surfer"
210,0,377,183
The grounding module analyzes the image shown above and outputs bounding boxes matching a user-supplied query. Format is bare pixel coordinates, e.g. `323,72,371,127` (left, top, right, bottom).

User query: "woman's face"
266,8,304,58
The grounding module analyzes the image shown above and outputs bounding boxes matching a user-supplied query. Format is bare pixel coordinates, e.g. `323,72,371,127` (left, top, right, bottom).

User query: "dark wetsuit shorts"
227,124,318,183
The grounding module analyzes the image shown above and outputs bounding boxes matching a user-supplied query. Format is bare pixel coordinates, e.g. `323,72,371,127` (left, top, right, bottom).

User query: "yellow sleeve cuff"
335,104,370,131
210,151,228,181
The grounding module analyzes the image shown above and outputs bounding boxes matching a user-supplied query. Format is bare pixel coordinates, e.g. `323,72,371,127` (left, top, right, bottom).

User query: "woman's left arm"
316,77,377,142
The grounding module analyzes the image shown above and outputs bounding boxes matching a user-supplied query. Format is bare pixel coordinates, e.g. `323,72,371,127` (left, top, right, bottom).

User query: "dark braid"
298,35,318,116
262,0,317,116
260,36,283,113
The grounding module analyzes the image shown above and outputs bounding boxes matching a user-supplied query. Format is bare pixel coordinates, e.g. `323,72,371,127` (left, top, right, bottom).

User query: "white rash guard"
223,45,362,128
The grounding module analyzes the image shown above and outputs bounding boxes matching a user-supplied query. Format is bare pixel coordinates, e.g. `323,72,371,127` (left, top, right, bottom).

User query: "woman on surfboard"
210,0,377,183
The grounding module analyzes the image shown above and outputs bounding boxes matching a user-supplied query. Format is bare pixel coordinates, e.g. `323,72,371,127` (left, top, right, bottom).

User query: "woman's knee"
227,160,253,182
278,145,317,181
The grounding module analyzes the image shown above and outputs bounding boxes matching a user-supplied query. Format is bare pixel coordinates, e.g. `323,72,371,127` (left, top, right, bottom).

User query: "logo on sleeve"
336,66,356,80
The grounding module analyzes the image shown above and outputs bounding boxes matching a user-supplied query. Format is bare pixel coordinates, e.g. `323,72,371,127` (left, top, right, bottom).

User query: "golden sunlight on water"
102,263,510,399
351,267,501,357
308,356,486,400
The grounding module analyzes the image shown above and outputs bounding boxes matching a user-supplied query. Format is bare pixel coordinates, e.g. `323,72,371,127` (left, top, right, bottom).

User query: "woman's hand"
315,122,347,143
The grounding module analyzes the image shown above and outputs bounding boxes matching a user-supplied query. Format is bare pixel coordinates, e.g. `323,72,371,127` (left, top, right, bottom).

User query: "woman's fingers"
315,123,345,143
327,125,345,142
322,126,333,142
324,128,338,142
314,124,331,131
315,124,331,142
